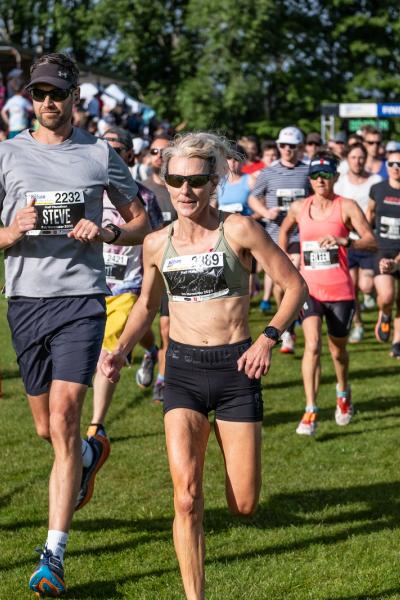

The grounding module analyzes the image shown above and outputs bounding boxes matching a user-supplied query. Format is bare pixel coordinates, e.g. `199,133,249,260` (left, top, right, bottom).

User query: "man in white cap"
249,126,311,353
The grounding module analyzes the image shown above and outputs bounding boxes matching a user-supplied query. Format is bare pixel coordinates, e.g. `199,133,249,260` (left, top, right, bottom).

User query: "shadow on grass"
316,422,400,442
1,366,21,379
325,587,400,600
263,395,400,427
3,480,400,595
264,364,400,391
110,431,164,444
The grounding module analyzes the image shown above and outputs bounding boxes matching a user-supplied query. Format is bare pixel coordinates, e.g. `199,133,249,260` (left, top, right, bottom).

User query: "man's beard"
37,109,72,131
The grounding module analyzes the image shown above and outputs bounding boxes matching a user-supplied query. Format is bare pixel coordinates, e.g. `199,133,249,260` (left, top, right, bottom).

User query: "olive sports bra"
161,214,250,302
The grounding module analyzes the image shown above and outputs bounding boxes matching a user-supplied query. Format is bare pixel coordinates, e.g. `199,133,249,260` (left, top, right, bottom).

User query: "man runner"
0,53,149,597
334,142,381,342
367,152,400,356
248,126,311,353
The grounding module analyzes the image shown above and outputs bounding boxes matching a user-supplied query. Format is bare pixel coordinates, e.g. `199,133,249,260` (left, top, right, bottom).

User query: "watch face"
264,326,280,341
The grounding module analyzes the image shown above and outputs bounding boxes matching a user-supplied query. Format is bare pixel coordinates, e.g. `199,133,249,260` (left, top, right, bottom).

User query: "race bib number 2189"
25,190,85,236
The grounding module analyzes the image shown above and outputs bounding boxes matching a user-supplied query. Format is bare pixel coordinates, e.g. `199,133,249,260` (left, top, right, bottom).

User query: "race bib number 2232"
25,190,85,236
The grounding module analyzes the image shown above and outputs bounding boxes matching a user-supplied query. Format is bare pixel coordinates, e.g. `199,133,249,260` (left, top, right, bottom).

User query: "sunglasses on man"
164,174,215,188
28,87,73,102
309,171,335,180
150,148,164,156
365,140,380,146
387,161,400,168
279,143,297,150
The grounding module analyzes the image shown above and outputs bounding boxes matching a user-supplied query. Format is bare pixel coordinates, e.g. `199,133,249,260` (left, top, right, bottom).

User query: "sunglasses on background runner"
309,171,335,180
279,143,297,150
165,174,215,188
387,161,400,168
28,88,73,102
150,148,164,156
365,140,380,146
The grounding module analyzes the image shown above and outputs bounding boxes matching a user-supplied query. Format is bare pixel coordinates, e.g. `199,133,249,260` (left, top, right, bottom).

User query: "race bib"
221,203,244,213
380,216,400,240
104,252,128,282
163,251,229,302
302,241,339,270
276,188,305,211
25,191,85,236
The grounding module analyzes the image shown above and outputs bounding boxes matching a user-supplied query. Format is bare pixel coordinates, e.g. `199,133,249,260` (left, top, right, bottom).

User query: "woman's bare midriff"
167,295,251,346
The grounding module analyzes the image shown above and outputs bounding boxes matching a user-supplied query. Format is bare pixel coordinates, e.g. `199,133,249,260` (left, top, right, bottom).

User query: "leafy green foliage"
1,1,400,135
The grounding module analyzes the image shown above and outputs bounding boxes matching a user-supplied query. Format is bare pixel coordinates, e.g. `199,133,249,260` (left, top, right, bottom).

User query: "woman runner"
102,132,307,600
279,151,376,436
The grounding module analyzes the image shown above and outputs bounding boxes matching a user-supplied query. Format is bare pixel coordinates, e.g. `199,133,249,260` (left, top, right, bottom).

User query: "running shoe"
136,349,158,389
280,331,295,354
259,299,271,313
29,547,65,597
75,425,110,511
374,311,392,343
296,409,318,436
362,293,376,310
349,325,364,344
152,380,165,404
390,342,400,359
335,385,353,426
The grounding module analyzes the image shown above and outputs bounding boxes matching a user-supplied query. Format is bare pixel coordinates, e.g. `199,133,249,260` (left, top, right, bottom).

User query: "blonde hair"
161,132,241,180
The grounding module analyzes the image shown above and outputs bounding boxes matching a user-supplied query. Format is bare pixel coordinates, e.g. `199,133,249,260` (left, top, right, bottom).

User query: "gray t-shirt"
0,127,139,297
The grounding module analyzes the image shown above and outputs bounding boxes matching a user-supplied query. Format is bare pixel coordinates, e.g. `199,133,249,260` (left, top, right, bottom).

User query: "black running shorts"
7,296,106,396
301,296,355,338
164,338,263,422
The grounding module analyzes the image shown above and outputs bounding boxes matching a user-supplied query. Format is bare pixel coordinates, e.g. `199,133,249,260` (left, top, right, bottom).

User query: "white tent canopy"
101,84,142,113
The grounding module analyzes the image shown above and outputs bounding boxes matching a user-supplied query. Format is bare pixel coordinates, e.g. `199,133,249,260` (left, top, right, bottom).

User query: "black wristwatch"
104,223,122,244
263,326,281,345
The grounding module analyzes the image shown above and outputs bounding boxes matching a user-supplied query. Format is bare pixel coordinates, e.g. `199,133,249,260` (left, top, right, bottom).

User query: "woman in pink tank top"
279,151,376,436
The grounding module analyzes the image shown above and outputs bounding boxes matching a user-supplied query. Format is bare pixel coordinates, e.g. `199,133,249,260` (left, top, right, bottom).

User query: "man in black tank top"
367,152,400,356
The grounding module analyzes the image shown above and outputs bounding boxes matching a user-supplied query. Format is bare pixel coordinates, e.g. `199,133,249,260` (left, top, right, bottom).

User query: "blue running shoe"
29,547,65,597
259,299,271,313
75,424,110,511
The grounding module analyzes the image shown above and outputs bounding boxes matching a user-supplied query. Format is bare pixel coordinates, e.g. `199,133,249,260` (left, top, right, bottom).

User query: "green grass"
1,286,400,599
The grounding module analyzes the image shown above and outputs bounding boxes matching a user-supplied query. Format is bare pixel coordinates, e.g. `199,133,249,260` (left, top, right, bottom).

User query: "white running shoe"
349,325,364,344
335,385,353,426
136,350,158,389
296,409,318,436
362,294,376,310
280,331,295,354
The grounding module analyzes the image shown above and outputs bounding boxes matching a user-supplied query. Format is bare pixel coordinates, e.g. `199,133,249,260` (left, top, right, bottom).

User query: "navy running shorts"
347,248,374,271
301,296,355,338
164,338,263,422
7,296,106,396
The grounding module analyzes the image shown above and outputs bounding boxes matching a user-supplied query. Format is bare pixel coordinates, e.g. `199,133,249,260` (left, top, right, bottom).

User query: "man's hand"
9,198,38,242
267,206,282,220
379,258,397,274
67,219,115,243
101,348,126,383
237,335,275,379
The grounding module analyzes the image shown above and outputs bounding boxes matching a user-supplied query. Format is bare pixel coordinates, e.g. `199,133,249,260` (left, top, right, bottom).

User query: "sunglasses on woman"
165,174,215,188
309,171,335,180
28,87,73,102
279,143,297,149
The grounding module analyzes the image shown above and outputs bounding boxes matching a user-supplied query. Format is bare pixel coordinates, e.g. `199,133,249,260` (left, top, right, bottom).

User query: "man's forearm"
116,210,151,246
0,226,21,250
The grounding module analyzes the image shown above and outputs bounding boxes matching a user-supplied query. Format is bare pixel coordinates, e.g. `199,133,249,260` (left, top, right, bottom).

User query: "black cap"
26,63,77,90
101,127,133,150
